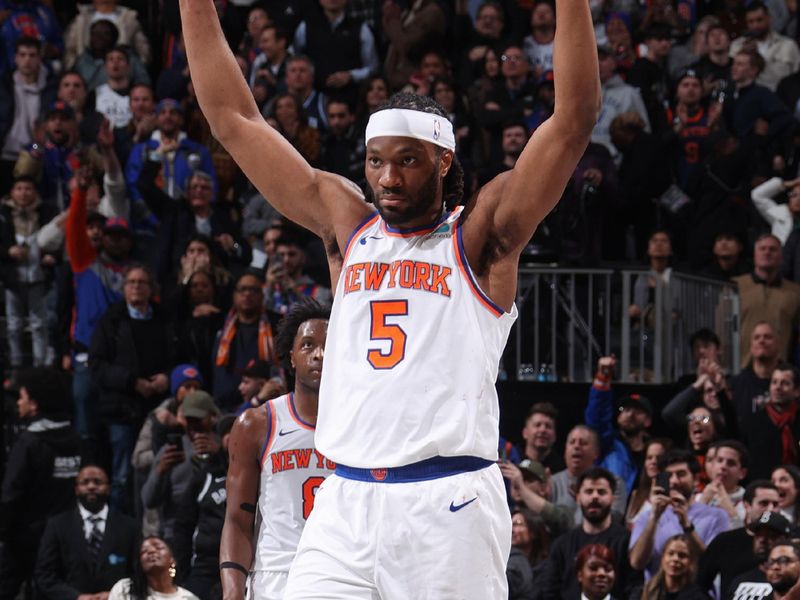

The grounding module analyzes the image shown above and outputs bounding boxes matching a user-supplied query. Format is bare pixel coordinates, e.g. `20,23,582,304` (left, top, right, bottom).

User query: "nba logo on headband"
433,120,441,141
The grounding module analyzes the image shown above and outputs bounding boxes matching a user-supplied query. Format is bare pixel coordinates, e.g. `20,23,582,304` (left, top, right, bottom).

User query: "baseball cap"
676,68,701,85
170,364,204,396
242,359,273,379
182,390,220,419
103,216,131,234
618,393,653,416
747,511,791,536
518,459,546,482
44,100,76,120
156,98,184,115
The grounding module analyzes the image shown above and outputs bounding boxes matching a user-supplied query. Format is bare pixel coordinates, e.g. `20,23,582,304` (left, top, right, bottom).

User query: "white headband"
366,108,456,151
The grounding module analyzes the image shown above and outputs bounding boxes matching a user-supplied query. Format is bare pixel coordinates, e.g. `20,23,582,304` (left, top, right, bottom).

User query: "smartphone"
166,433,183,448
655,472,670,493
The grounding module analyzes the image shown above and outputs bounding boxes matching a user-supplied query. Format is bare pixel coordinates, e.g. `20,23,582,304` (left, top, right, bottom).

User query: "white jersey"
317,207,517,468
252,394,335,574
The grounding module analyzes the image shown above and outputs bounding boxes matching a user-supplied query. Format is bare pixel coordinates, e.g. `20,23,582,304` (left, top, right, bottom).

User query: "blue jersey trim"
382,210,452,236
455,219,505,316
288,392,316,429
344,212,380,252
335,456,493,483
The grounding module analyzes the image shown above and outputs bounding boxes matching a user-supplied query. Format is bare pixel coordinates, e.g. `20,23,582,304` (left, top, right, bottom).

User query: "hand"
669,490,690,527
97,118,114,149
215,233,235,252
784,177,800,189
157,445,186,474
707,102,722,126
692,372,710,390
149,374,169,394
628,304,642,319
596,355,616,377
135,378,153,398
498,461,524,494
774,155,787,173
468,45,489,62
41,254,56,267
192,432,221,456
61,354,72,371
383,0,402,21
256,378,287,403
72,165,93,191
192,303,221,317
8,245,29,261
650,480,671,518
325,71,352,88
155,408,178,427
583,168,603,186
266,263,288,287
484,101,501,112
157,137,179,155
135,113,157,142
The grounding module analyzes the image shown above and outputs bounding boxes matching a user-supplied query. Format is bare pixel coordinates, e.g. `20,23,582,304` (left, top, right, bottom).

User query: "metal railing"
514,267,614,383
619,270,740,383
510,267,740,384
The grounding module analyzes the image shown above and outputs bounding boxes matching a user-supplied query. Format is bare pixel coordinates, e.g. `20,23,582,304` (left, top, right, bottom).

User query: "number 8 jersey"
252,394,335,575
317,207,517,468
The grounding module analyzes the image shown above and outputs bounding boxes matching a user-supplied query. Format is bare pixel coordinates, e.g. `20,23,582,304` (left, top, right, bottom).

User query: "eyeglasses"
501,54,525,63
236,285,262,295
687,414,711,424
77,477,108,486
766,556,799,567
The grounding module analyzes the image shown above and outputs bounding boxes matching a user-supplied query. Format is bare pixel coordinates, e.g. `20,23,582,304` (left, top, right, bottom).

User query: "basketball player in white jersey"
219,299,332,600
181,0,599,595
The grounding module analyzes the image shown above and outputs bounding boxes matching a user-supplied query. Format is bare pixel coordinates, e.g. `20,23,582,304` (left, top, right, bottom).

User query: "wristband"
682,522,695,533
220,561,249,576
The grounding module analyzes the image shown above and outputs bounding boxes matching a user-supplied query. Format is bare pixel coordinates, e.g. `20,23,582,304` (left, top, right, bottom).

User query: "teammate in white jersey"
180,0,599,594
219,299,332,600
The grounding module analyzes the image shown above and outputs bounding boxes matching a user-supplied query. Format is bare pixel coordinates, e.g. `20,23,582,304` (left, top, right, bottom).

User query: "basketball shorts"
247,570,288,600
284,458,511,600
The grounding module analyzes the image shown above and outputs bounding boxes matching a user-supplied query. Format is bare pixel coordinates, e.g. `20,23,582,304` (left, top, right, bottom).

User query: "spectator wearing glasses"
89,264,173,510
212,272,280,412
763,542,800,600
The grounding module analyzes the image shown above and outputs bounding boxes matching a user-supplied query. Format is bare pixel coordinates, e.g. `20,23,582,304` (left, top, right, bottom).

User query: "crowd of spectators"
2,0,800,599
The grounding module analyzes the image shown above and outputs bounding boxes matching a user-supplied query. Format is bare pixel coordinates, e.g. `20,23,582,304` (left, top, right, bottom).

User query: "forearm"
220,519,255,600
179,0,261,135
550,0,600,132
629,518,658,570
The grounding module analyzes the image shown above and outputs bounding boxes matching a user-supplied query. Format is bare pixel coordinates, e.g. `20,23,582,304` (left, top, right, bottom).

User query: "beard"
365,163,442,226
771,575,799,595
78,492,109,514
581,502,612,525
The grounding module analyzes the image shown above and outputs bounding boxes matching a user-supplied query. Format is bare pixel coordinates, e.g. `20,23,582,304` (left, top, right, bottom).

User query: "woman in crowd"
108,536,198,600
267,93,320,165
576,544,618,600
355,75,390,134
772,465,800,525
627,438,671,525
638,535,709,599
685,405,722,489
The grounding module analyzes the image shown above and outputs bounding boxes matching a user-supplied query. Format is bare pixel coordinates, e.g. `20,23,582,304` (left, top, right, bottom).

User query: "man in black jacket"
89,264,173,511
34,464,138,600
539,466,641,600
741,364,800,480
0,368,83,600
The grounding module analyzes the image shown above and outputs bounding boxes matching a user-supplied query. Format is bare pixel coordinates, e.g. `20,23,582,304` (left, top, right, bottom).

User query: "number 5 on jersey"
368,300,408,369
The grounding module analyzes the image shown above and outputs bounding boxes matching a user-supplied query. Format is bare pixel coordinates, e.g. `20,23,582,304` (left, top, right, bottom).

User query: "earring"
169,562,177,579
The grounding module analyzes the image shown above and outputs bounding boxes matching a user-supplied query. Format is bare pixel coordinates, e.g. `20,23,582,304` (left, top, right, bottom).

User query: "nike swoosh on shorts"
449,497,478,512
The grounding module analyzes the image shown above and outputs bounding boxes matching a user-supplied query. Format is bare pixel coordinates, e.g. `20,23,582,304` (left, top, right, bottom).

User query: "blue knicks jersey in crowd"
316,207,517,468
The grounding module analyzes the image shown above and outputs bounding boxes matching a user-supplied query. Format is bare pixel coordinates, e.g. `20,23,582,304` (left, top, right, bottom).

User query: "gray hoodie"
591,74,651,159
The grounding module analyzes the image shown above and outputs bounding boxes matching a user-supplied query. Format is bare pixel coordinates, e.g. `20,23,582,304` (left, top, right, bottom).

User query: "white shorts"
247,570,288,600
284,462,511,600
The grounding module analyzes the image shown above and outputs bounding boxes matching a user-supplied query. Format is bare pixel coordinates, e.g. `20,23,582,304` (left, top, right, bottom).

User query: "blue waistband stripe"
335,456,494,483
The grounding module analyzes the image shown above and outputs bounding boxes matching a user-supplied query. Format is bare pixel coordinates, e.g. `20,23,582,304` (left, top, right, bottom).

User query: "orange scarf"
215,309,274,367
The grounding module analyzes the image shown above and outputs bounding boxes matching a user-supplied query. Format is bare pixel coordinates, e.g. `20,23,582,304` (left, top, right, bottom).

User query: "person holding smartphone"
629,449,730,580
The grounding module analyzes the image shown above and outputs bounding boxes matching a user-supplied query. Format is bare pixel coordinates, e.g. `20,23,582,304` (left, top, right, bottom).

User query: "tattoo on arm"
240,502,256,513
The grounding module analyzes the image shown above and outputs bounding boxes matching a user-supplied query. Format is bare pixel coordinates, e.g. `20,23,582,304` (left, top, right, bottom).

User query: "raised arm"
220,407,265,600
178,0,371,245
461,0,600,308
